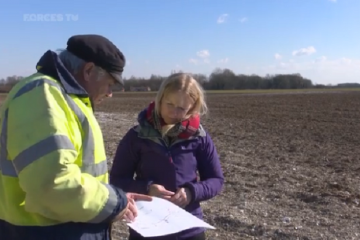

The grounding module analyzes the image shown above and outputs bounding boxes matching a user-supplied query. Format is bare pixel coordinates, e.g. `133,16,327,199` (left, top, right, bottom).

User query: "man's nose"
106,89,113,98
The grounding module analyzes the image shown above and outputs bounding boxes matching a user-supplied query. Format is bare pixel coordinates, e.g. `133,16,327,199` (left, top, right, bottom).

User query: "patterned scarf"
145,101,200,146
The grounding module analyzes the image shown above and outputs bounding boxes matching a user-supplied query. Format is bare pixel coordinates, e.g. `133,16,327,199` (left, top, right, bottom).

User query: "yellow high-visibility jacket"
0,50,128,240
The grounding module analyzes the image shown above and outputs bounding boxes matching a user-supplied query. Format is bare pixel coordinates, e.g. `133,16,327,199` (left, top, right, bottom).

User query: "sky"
0,0,359,85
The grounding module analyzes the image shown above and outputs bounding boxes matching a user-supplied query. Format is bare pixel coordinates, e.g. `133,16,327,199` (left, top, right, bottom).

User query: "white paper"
126,196,215,237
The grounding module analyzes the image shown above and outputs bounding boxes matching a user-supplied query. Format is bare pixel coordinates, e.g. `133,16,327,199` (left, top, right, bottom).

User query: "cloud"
217,14,228,24
292,46,316,56
188,58,198,64
274,53,282,60
196,50,210,58
217,58,229,64
262,57,360,85
239,17,248,23
340,57,352,64
172,64,182,73
314,56,327,62
189,50,211,65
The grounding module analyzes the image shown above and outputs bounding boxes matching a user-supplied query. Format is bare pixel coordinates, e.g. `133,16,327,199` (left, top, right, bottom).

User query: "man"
0,34,151,240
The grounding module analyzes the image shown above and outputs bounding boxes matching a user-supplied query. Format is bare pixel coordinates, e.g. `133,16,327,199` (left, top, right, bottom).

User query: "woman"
110,73,224,240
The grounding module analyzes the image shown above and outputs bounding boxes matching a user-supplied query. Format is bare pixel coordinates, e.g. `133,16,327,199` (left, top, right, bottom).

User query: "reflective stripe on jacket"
0,50,127,240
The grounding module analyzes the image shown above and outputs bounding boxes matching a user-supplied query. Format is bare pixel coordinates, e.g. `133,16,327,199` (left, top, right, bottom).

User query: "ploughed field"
97,91,360,240
2,90,359,239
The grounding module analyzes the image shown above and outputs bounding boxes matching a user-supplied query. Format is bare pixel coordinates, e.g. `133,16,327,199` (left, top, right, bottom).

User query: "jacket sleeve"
109,128,152,194
184,131,224,202
6,82,128,223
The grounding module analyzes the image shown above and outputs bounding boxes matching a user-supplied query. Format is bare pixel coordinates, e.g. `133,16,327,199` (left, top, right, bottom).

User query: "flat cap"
66,34,125,85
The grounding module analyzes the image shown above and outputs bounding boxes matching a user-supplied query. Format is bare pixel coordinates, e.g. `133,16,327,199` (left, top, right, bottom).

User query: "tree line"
0,68,358,93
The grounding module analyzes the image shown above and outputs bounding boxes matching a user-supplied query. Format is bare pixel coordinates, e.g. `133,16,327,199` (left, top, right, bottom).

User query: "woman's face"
160,91,194,124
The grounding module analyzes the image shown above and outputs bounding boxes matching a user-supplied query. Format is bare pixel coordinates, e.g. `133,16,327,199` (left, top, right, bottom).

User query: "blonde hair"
154,73,208,135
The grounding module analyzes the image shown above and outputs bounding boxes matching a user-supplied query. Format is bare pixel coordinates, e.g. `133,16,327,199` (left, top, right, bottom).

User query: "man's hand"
113,192,152,223
148,184,175,199
123,193,152,222
169,188,192,208
126,192,153,202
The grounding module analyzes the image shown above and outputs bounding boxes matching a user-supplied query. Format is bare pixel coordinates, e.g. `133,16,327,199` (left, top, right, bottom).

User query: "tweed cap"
66,34,125,85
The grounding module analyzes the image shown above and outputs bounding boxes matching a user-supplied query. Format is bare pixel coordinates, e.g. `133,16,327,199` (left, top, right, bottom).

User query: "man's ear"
82,62,96,82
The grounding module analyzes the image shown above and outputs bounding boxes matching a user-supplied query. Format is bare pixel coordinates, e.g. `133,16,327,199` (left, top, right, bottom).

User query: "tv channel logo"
23,14,79,22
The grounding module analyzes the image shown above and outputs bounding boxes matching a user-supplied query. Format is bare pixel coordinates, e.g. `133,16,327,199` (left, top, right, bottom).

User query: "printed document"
127,197,215,237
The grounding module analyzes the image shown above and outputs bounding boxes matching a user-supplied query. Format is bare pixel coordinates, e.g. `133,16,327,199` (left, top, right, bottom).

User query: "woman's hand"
148,184,175,199
169,188,192,208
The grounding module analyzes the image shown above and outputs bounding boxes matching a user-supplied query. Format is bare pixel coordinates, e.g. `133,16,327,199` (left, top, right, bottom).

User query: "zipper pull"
168,152,173,163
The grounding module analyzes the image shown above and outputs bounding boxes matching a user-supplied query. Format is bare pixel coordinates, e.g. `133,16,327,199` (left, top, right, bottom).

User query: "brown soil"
74,92,360,239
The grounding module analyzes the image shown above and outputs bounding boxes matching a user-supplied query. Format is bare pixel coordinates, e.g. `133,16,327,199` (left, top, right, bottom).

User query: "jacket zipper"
159,138,173,164
168,151,173,163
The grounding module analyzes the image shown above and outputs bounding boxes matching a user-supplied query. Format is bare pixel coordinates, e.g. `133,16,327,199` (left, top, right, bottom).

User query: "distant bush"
1,68,357,93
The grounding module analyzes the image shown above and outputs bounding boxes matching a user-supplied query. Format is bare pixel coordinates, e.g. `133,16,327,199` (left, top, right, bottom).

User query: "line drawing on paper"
126,197,215,237
131,207,181,230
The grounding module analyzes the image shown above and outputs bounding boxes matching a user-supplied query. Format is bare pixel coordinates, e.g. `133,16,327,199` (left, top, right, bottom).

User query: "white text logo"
23,14,79,22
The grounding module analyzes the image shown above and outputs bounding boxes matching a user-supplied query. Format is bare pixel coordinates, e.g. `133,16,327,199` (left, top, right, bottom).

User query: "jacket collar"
136,109,206,139
35,50,88,97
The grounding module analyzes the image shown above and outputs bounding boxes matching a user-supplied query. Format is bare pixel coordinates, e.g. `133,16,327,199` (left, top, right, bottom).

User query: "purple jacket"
109,109,224,240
